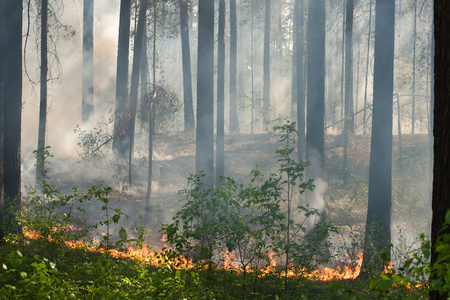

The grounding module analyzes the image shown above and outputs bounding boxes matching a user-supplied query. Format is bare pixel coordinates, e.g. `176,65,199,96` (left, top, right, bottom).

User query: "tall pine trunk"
430,1,450,299
36,0,48,186
82,0,94,123
196,0,215,189
229,0,239,133
127,0,149,185
294,0,305,162
361,0,395,276
113,0,131,157
216,0,225,182
0,0,22,239
343,0,354,186
179,0,195,132
363,0,373,135
262,0,271,130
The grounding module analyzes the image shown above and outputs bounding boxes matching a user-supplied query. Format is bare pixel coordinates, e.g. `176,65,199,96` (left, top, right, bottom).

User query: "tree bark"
294,0,305,162
196,0,215,189
179,0,195,132
262,0,271,130
306,0,326,180
343,0,354,186
0,0,22,239
229,0,240,133
363,0,373,135
216,0,226,183
361,0,395,276
36,0,48,186
127,0,149,185
82,0,94,123
430,1,450,299
113,0,131,157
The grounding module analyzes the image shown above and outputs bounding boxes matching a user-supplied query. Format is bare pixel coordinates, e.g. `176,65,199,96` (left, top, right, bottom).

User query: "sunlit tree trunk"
262,0,271,130
430,1,450,299
179,0,195,132
113,0,131,157
216,0,225,182
229,0,240,133
361,0,395,276
0,0,22,239
82,0,94,123
36,0,48,186
196,0,215,189
127,0,149,185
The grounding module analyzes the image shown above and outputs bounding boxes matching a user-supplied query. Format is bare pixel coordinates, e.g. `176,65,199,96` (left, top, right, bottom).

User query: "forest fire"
24,226,364,281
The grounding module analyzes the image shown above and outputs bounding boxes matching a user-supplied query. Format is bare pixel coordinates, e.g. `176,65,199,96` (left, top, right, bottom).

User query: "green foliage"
0,251,76,299
161,121,337,297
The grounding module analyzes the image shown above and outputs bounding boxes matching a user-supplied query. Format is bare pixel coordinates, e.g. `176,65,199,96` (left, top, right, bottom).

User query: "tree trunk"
294,0,305,162
343,0,354,186
127,0,149,185
363,0,373,135
179,0,195,132
196,0,215,189
216,0,226,183
229,0,240,133
306,0,326,180
139,27,150,125
113,0,131,157
82,0,94,123
36,0,48,186
361,0,395,276
145,2,157,224
262,0,271,130
411,0,417,135
430,1,450,299
0,0,22,239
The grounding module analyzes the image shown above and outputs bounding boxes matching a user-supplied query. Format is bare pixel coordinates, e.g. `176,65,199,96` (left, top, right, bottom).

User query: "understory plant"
161,121,337,296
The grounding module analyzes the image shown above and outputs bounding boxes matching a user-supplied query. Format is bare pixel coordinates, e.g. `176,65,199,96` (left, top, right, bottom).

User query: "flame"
22,228,388,283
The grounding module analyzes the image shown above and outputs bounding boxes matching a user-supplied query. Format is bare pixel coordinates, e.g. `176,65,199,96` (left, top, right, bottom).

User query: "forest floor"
44,131,432,254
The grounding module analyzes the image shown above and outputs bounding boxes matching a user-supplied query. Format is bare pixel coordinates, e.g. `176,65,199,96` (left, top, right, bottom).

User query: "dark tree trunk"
196,0,215,189
430,1,450,299
36,0,48,186
113,0,131,157
360,0,395,276
343,0,354,186
127,0,149,185
216,0,225,182
180,0,195,132
306,0,326,180
262,0,271,130
82,0,94,123
294,0,305,162
0,0,22,239
229,0,240,133
139,27,150,124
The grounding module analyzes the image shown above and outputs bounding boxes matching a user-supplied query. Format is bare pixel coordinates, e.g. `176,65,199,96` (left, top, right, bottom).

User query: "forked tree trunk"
127,0,149,185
